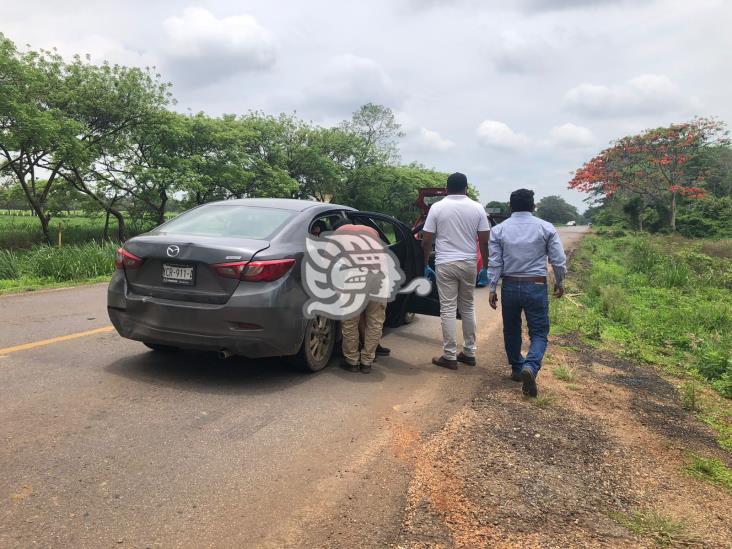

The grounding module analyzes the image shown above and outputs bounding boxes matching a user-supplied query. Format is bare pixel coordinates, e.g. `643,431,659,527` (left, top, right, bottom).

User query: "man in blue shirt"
487,189,566,398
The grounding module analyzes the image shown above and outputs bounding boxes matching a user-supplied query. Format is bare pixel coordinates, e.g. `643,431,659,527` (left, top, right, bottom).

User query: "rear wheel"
143,342,178,353
294,316,336,372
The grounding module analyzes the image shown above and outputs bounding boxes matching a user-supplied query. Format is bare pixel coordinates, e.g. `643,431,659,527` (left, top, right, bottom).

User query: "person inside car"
332,218,389,374
310,219,328,237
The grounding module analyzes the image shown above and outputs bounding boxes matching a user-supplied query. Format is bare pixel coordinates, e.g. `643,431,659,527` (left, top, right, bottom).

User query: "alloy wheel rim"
309,316,331,361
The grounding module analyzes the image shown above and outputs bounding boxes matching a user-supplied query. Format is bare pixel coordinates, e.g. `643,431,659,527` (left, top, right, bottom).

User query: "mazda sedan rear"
107,199,345,371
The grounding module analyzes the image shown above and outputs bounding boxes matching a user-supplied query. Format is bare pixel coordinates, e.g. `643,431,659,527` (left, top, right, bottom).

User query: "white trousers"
436,260,477,360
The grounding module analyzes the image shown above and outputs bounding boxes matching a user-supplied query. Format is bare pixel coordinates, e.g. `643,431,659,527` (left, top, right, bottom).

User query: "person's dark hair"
310,219,328,235
509,189,535,212
446,172,468,194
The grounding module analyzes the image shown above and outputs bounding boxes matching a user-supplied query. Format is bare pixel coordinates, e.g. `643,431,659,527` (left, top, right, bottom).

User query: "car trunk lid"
123,235,270,304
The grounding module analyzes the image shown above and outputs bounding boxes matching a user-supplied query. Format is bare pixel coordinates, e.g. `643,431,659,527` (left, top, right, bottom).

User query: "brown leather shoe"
432,356,458,370
457,352,476,366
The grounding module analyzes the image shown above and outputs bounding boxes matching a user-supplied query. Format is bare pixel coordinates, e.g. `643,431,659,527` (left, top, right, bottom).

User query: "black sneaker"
375,345,391,356
432,356,458,370
510,372,523,382
360,363,372,374
521,368,538,398
457,352,476,366
341,361,359,373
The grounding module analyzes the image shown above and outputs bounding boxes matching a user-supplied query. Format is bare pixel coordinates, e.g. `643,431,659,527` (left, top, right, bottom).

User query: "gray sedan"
108,198,440,371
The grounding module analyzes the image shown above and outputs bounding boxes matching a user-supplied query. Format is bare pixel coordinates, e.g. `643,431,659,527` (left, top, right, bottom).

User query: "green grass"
551,234,732,397
0,214,156,249
528,392,559,408
685,454,732,491
551,233,732,453
0,242,117,293
0,275,111,294
609,510,695,547
552,365,577,382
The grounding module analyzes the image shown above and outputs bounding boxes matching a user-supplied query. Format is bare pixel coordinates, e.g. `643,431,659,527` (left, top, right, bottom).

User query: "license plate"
162,263,195,286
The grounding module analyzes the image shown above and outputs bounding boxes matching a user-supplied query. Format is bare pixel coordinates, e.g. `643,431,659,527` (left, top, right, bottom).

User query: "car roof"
207,198,353,212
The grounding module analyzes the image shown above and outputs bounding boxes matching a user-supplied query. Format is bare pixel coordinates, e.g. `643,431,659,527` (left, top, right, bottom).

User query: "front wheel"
294,316,336,372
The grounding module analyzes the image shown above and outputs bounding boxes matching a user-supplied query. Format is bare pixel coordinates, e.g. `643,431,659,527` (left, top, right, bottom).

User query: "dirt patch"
393,342,732,548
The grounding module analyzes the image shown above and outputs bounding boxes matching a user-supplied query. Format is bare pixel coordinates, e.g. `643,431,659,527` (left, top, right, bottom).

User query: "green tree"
536,195,579,224
341,103,404,167
0,35,79,243
569,118,729,231
485,200,509,214
335,163,448,223
58,53,171,239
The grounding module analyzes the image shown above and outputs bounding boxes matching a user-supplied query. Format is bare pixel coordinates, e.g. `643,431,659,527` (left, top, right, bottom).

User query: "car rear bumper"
107,271,308,358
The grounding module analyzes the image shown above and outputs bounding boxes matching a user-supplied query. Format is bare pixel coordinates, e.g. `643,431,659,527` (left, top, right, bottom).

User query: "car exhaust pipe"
218,349,234,360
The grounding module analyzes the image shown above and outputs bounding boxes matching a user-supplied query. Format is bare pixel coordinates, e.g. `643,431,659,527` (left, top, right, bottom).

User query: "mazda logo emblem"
166,245,180,257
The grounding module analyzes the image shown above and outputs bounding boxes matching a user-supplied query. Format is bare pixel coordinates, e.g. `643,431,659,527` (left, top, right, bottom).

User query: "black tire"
143,342,178,353
294,316,336,372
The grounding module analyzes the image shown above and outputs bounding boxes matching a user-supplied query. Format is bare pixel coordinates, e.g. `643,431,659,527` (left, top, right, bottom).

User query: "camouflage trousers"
342,301,387,367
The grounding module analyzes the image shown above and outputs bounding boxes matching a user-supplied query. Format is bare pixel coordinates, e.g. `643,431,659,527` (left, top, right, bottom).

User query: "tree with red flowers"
569,117,729,231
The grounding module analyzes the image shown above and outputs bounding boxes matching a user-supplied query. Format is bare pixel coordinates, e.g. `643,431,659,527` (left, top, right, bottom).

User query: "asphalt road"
0,227,587,548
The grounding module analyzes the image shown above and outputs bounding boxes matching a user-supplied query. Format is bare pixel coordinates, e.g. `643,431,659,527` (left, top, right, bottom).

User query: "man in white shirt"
421,173,490,370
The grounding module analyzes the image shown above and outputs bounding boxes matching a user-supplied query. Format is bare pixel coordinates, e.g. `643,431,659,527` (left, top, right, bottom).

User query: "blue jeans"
501,282,549,377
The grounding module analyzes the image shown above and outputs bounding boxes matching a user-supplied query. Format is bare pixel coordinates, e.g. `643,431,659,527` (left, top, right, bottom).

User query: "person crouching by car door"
421,172,490,370
333,218,388,374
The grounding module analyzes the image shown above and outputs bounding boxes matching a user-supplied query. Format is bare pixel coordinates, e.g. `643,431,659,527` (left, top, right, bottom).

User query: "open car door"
347,211,441,327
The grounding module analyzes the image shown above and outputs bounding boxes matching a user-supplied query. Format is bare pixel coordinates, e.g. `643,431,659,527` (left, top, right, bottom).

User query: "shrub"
0,249,19,279
20,243,116,282
599,284,631,323
657,262,691,288
627,238,661,274
701,239,732,259
680,381,700,412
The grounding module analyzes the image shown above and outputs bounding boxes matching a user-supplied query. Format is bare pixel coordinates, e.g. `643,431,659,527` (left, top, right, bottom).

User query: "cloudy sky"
3,0,730,209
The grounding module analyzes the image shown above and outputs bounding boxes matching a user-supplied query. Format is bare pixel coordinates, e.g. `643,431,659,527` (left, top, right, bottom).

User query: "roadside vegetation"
686,454,732,491
607,510,697,548
0,243,115,293
550,233,732,452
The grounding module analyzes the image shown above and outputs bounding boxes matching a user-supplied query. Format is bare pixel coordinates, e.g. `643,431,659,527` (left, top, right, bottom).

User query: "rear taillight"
115,248,143,270
212,259,295,282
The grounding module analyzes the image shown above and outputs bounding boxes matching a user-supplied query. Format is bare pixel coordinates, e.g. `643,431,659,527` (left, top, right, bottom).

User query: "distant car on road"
566,220,577,226
107,199,440,371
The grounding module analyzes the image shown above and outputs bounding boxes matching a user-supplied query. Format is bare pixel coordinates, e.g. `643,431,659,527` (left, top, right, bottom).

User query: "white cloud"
303,54,404,114
564,74,693,117
492,30,553,74
547,123,595,147
523,0,634,11
52,34,157,68
162,7,276,86
476,120,531,150
415,127,455,151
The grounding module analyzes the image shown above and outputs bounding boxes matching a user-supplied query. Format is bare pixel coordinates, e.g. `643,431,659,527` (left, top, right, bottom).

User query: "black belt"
502,276,547,284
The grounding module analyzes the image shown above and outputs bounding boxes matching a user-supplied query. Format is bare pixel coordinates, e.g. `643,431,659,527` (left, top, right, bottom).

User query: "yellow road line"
0,326,115,356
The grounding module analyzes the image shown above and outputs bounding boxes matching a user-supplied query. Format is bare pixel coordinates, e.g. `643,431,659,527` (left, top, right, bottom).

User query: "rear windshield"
155,205,294,239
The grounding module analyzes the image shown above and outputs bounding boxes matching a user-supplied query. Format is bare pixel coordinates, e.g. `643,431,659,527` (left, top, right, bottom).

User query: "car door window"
308,211,348,235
